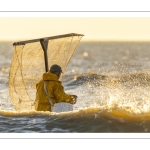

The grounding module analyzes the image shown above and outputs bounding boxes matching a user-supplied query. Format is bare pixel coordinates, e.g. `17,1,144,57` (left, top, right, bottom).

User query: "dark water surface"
1,41,150,133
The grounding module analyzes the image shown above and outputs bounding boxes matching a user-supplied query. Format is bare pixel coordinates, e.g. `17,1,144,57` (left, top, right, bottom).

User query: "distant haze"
1,17,150,41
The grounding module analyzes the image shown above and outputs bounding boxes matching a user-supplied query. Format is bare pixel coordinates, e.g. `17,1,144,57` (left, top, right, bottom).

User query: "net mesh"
8,35,83,111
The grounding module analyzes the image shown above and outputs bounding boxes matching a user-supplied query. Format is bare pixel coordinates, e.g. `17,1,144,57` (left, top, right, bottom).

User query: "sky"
1,17,150,42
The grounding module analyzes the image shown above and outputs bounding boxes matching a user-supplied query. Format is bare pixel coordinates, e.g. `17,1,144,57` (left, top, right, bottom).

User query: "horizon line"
1,39,150,43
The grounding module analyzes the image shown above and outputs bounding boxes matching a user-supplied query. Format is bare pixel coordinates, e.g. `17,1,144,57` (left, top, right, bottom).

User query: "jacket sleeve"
53,82,74,103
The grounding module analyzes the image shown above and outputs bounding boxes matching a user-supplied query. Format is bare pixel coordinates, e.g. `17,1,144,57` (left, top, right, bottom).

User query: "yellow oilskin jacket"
34,72,74,111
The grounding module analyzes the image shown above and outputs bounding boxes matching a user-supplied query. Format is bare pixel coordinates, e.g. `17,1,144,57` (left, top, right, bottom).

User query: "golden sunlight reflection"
75,72,150,114
83,52,88,57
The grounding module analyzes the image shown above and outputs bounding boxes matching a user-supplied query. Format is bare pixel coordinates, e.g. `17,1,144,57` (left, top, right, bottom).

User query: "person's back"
34,64,77,111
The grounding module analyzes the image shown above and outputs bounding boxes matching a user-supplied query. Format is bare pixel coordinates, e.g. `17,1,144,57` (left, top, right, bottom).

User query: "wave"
66,72,150,86
1,107,150,121
1,72,150,117
64,72,150,115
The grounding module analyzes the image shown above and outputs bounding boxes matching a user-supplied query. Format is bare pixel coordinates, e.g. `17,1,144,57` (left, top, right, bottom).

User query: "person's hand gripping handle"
71,95,78,104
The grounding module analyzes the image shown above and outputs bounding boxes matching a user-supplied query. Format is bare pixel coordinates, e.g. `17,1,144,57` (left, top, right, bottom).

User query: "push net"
8,33,84,111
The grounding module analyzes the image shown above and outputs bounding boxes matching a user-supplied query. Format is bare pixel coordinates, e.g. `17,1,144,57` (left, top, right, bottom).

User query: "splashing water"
69,72,150,114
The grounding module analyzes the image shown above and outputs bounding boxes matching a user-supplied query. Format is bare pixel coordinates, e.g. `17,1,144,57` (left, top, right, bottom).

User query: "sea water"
1,41,150,133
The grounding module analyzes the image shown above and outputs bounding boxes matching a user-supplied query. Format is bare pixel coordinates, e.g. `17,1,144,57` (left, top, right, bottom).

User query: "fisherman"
34,64,77,111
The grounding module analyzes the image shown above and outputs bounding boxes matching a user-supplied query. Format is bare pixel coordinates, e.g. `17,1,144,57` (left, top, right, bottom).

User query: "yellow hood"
42,72,58,81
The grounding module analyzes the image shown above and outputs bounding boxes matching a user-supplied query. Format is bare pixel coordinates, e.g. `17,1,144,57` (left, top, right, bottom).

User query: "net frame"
13,33,84,46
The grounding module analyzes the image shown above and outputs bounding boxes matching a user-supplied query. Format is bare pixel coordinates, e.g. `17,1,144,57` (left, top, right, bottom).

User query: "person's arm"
54,82,77,104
